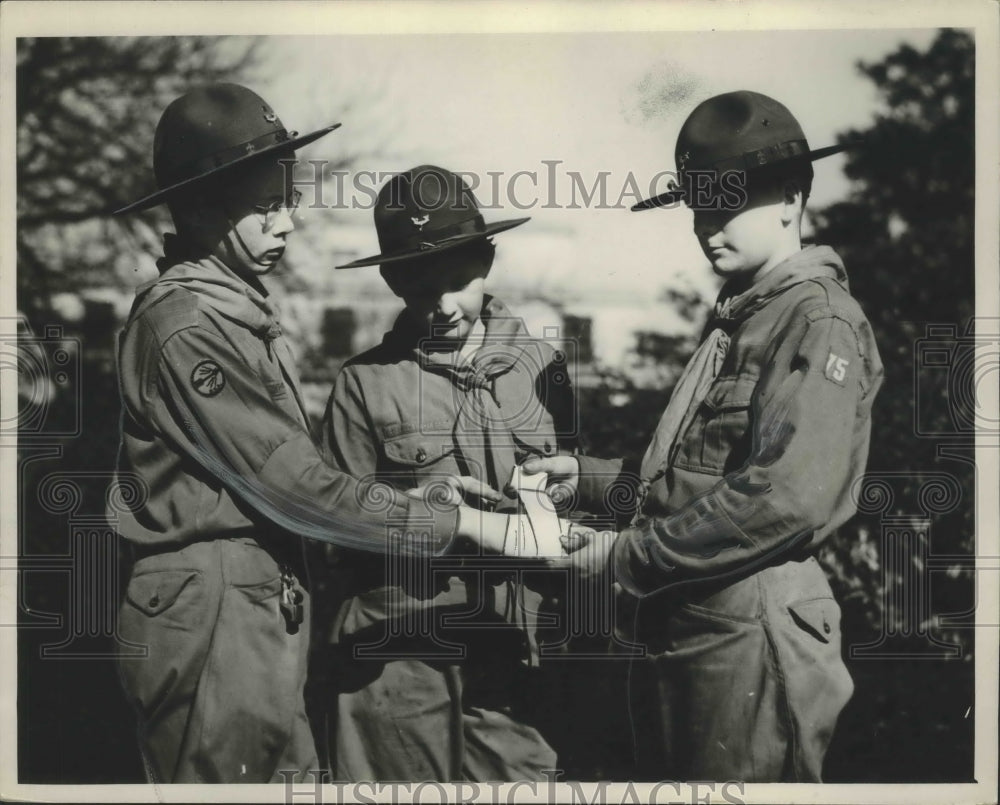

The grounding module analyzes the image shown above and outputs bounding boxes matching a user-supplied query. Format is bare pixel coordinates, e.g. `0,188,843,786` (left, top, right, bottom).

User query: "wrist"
455,507,508,554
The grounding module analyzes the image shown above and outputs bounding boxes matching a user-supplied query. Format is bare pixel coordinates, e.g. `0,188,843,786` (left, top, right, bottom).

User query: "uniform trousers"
330,642,557,782
628,556,854,782
116,536,319,783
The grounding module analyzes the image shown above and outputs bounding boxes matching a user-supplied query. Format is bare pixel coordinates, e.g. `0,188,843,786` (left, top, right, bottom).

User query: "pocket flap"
382,431,456,467
702,374,758,412
126,570,199,616
787,597,839,643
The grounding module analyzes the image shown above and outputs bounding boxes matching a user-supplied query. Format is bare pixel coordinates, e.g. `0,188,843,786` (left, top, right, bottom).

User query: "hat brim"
335,217,530,269
114,123,341,215
630,142,851,212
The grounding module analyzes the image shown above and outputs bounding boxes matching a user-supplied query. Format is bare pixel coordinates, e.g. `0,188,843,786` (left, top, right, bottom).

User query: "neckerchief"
389,295,528,491
140,236,308,427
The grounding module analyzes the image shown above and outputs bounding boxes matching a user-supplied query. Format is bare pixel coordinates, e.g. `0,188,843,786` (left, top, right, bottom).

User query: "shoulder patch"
191,359,226,397
824,351,851,385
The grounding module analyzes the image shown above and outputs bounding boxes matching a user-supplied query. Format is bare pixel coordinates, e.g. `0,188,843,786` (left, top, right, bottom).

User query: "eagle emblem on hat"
411,214,430,230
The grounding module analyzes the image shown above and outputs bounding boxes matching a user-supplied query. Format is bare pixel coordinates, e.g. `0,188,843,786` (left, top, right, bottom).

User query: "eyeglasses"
252,188,303,233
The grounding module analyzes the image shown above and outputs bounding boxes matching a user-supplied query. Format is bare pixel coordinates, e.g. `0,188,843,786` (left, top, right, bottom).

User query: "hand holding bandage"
500,465,570,557
518,455,580,511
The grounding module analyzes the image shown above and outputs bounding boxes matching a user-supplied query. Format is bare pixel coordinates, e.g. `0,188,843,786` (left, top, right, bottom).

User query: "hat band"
390,214,487,254
164,127,296,186
685,138,810,176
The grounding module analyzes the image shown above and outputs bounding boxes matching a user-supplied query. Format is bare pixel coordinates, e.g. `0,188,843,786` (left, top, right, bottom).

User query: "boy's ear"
481,239,496,276
780,179,804,226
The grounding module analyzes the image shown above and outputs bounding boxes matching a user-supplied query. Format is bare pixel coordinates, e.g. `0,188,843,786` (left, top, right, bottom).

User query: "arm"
614,310,877,596
155,325,458,555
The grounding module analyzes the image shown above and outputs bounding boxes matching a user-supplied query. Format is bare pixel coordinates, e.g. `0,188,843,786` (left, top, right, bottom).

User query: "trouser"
116,536,319,783
330,647,558,782
628,556,854,782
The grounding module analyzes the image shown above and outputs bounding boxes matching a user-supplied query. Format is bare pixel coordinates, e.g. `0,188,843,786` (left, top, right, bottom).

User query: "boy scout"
529,91,884,781
110,87,525,784
317,165,576,781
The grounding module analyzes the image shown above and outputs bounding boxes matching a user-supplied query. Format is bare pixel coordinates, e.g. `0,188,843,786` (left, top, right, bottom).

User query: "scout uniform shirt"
109,241,451,783
110,241,457,554
318,295,577,654
602,244,884,594
575,244,884,781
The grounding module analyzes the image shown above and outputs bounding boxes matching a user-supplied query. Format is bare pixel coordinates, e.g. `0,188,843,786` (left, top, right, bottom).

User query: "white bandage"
505,465,567,557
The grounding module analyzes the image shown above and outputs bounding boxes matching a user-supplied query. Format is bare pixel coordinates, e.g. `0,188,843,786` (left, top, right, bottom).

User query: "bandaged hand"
501,512,573,558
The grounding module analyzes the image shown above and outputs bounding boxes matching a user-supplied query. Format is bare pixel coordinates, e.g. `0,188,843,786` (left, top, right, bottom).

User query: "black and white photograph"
2,2,998,803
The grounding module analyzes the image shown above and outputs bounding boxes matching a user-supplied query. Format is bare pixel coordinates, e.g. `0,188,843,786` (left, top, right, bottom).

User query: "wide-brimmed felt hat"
632,90,849,211
115,83,340,215
336,165,529,269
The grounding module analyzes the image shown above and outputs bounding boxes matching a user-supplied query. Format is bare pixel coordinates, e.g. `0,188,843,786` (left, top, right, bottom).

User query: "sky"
255,27,942,308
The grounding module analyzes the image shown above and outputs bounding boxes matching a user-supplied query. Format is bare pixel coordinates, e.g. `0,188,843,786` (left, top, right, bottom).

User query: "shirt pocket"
683,373,758,474
380,430,459,488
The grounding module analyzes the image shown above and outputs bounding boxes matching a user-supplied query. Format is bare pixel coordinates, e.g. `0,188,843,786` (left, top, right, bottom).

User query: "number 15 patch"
825,352,851,385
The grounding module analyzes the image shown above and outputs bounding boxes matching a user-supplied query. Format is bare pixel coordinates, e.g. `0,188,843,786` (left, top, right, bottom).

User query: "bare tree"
16,36,261,318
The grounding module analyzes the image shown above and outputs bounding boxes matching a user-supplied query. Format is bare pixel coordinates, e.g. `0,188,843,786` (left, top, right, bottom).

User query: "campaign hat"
115,83,340,215
632,90,848,211
336,165,528,269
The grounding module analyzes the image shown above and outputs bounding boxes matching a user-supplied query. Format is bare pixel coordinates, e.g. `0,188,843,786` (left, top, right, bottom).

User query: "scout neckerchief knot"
413,297,527,492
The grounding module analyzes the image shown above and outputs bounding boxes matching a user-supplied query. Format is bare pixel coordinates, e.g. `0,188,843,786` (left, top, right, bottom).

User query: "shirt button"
543,441,552,454
148,595,160,608
415,448,427,463
823,620,831,634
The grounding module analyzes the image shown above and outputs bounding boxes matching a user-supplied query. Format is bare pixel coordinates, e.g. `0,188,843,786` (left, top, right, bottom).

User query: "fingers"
521,455,576,476
520,456,552,475
547,480,577,509
454,476,502,505
406,476,501,508
559,523,597,554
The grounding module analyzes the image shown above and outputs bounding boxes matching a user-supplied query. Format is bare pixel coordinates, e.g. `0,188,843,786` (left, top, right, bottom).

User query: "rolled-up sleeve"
154,325,458,554
615,310,875,596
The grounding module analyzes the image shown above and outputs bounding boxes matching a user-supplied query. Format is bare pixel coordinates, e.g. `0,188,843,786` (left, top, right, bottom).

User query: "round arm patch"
191,359,226,397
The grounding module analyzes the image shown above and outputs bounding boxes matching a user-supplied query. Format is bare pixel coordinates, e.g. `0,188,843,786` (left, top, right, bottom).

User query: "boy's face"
690,180,793,280
197,152,297,277
383,246,492,349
